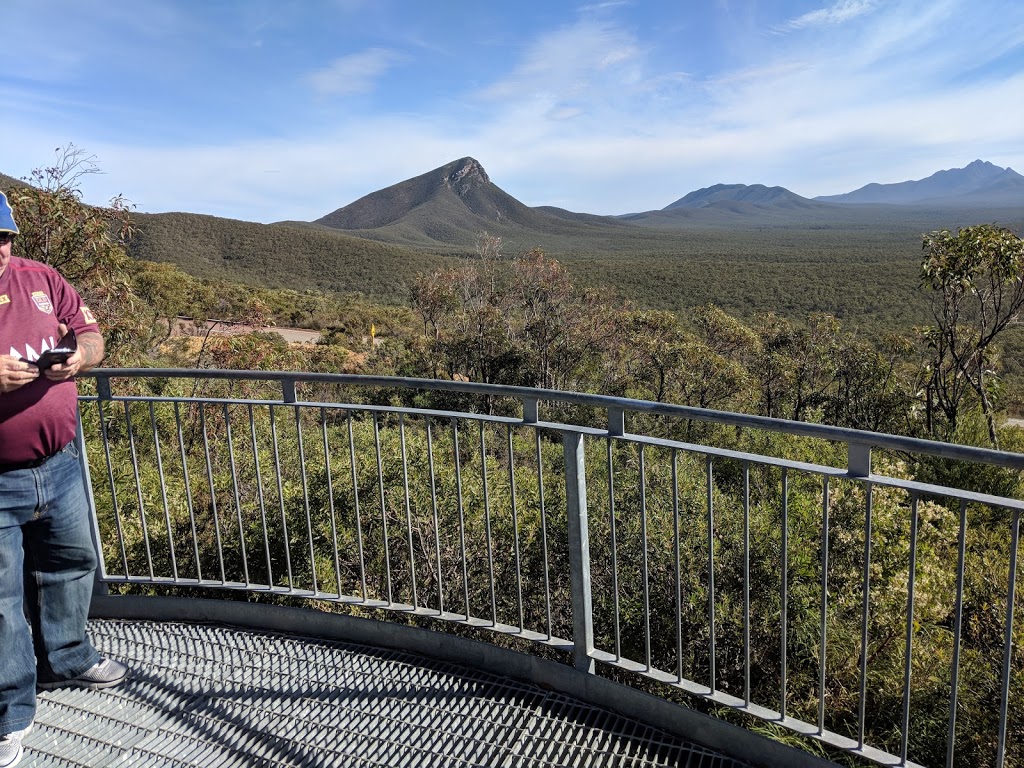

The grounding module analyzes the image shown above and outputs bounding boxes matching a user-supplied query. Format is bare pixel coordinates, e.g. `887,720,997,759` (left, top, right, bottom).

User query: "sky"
2,0,1022,223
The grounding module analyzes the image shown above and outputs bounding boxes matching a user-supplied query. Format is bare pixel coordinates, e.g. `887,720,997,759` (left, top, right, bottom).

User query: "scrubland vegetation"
5,150,1023,767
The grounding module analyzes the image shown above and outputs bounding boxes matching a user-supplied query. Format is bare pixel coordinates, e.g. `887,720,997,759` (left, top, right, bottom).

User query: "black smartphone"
34,327,78,370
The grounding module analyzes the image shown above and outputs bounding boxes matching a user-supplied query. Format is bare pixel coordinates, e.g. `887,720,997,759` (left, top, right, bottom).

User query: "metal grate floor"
19,619,751,768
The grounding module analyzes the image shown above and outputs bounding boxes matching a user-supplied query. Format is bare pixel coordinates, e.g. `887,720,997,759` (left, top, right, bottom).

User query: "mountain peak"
313,156,587,242
815,160,1024,205
665,183,815,211
445,157,490,193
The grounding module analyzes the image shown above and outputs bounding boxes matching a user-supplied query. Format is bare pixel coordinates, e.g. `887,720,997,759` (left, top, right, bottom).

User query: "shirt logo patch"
31,291,53,314
81,305,97,324
0,294,8,306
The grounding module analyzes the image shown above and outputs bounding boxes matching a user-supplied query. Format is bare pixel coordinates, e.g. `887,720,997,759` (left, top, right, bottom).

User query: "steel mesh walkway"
19,619,751,768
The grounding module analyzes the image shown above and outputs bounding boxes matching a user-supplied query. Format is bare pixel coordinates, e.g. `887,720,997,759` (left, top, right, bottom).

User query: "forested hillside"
120,157,1023,336
129,207,940,331
127,211,457,304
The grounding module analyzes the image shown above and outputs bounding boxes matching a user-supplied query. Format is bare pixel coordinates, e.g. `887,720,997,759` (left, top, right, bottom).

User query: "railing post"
608,408,624,437
95,373,111,402
523,397,539,424
563,431,595,674
848,442,871,477
282,378,297,404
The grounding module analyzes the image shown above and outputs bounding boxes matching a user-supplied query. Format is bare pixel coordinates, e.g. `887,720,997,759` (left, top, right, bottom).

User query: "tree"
618,309,689,403
410,243,616,394
129,261,200,353
8,144,135,283
691,303,759,362
825,333,914,433
920,224,1024,446
749,314,796,419
511,249,616,392
7,145,145,363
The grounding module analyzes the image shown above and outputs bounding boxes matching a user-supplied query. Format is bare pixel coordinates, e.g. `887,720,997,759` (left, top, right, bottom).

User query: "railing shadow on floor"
76,369,1023,768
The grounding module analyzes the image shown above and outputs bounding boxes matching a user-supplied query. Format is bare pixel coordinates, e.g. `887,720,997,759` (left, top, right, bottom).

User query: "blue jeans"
0,442,101,734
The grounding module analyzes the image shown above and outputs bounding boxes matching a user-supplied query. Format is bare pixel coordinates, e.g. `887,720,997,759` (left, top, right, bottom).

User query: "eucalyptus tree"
920,224,1024,447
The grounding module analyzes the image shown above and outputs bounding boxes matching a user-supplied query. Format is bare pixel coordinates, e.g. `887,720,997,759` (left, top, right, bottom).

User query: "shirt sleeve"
52,271,101,335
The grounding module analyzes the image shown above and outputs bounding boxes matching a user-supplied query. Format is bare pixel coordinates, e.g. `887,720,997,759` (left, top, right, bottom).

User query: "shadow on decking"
21,618,750,768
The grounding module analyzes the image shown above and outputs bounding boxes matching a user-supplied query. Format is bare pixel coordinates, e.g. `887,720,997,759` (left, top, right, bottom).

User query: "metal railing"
77,369,1023,768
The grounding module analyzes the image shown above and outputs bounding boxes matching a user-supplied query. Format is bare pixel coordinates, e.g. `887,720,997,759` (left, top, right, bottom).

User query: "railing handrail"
84,368,1024,469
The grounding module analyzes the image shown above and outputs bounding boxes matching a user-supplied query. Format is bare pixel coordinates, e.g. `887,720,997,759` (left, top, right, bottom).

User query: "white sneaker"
0,724,32,768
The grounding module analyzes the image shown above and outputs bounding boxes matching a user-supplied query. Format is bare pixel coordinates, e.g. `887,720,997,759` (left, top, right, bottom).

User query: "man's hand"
0,355,41,393
42,323,105,382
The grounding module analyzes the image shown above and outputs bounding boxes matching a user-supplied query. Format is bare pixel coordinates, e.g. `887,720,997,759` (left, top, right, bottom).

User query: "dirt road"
173,317,320,344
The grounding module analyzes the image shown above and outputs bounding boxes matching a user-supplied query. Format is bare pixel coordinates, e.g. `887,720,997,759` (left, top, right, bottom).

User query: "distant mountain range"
308,157,1022,248
1,157,1021,330
3,158,1020,248
814,160,1024,206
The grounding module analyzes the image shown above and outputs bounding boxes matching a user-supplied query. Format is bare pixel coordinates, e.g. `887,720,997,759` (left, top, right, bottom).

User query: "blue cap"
0,191,19,234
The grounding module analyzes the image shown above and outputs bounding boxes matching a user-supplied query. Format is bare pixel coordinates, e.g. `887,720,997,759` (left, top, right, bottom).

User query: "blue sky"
2,0,1022,223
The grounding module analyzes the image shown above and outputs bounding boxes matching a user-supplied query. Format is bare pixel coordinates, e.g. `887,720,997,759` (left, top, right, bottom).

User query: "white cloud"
579,1,633,12
776,0,878,31
3,0,1022,223
308,48,405,96
479,20,643,104
547,105,585,121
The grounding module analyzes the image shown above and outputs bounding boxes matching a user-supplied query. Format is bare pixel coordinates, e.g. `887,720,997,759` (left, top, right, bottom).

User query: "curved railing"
76,369,1023,768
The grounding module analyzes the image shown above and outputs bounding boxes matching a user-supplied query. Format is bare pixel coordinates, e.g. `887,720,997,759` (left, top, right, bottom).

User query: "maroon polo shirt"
0,256,100,464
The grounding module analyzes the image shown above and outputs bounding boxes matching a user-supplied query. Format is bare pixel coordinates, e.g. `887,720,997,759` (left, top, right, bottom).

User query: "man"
0,190,128,768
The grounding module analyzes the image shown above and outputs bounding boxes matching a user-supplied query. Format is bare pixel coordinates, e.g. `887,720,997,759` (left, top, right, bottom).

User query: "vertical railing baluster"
249,404,272,589
995,508,1019,768
781,468,789,720
82,380,108,589
564,430,594,673
901,492,920,766
295,397,317,595
149,402,177,581
124,400,155,580
819,474,830,735
743,461,751,706
946,499,968,768
77,410,106,595
608,437,622,661
269,406,294,590
858,482,874,748
640,445,651,671
200,405,225,584
707,455,716,694
174,402,201,583
453,419,470,619
480,422,496,624
673,449,683,683
347,412,367,601
223,403,250,586
322,408,342,599
373,412,393,604
536,429,553,639
97,398,129,578
400,414,418,608
427,417,444,614
507,424,523,631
